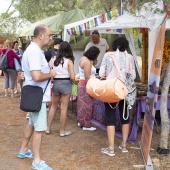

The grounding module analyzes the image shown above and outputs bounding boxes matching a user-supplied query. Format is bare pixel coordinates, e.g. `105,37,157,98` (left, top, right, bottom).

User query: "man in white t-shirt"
18,24,56,170
85,30,109,73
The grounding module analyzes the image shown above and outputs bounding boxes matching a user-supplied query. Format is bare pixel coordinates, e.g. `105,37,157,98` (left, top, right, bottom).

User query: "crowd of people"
0,24,136,170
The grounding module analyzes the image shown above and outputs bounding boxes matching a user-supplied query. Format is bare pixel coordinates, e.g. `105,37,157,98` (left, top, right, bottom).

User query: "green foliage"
1,0,170,38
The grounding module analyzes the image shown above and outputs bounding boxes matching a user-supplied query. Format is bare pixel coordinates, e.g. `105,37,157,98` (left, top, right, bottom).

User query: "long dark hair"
112,37,129,52
54,41,74,67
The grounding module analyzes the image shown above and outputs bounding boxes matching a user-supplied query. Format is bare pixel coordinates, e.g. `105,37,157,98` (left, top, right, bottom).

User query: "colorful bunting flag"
75,26,79,35
106,11,112,20
140,28,147,34
125,28,132,34
71,28,74,35
87,21,90,29
78,25,83,35
84,23,87,30
94,18,98,27
73,28,76,35
117,29,122,33
111,6,118,17
90,20,94,28
67,29,71,35
134,28,140,39
99,13,106,23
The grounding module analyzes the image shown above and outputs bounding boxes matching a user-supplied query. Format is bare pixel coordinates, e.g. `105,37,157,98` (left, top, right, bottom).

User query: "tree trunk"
159,60,170,149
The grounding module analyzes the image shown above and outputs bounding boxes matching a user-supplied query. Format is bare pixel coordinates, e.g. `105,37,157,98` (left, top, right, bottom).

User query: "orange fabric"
86,77,128,103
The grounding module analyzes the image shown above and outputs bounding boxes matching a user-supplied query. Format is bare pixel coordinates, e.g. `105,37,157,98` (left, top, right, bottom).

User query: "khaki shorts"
29,102,47,131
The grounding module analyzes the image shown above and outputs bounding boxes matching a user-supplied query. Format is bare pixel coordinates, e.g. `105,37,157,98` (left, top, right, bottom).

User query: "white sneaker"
78,122,81,127
83,127,96,131
26,113,30,119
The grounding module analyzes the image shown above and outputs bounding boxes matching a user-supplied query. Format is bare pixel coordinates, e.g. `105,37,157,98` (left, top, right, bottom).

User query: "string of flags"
66,7,148,38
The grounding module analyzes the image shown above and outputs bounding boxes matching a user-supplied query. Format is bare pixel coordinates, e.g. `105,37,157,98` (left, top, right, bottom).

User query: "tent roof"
19,8,86,37
64,3,169,41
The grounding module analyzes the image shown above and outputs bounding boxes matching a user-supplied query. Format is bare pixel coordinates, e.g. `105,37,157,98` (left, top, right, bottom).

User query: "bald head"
34,24,48,38
33,24,52,48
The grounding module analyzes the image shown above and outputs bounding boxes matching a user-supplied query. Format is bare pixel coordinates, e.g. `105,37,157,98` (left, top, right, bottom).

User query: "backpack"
0,50,9,70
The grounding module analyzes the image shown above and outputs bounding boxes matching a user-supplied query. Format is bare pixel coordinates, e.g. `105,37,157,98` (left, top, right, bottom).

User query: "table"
92,96,170,142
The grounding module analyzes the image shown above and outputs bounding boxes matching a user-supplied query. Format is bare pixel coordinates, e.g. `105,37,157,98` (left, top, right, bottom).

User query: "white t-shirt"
22,42,51,102
85,38,109,69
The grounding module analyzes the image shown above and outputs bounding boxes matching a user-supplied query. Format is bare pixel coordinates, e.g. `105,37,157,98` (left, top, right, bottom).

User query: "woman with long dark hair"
99,37,136,156
46,41,76,136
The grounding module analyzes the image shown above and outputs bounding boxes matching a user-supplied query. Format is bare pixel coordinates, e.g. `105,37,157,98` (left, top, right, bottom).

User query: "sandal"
60,131,72,137
101,147,115,156
45,129,51,135
119,143,128,153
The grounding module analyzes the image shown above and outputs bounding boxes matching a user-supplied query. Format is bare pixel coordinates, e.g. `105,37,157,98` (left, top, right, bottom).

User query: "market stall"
65,2,170,142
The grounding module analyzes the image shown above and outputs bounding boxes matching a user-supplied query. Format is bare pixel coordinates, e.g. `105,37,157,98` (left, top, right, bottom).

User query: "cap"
92,30,99,35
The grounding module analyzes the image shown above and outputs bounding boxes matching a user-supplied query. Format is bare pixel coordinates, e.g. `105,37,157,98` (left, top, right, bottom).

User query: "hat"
92,30,99,35
54,38,63,45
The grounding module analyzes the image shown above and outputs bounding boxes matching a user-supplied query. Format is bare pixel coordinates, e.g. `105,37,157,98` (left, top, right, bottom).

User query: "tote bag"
14,58,22,71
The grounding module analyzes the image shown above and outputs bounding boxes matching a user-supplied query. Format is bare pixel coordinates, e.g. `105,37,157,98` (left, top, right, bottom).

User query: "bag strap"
109,51,121,76
3,49,10,56
43,79,50,94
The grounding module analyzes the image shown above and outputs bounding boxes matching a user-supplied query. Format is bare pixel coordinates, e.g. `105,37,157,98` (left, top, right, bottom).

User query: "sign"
140,18,166,167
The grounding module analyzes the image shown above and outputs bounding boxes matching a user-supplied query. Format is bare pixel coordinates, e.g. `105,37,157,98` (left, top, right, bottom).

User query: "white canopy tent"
64,3,169,78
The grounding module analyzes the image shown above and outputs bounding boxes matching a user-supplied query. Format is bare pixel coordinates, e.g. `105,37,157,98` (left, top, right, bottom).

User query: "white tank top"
53,58,70,78
79,64,96,80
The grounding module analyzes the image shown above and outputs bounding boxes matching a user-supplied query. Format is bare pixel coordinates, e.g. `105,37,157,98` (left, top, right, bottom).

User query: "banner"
140,18,166,164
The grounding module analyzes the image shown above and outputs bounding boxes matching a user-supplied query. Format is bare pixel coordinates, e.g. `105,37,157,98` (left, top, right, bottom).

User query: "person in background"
18,24,56,170
13,41,23,93
85,30,109,73
2,39,19,98
99,37,136,156
46,41,77,137
77,46,100,131
44,38,63,62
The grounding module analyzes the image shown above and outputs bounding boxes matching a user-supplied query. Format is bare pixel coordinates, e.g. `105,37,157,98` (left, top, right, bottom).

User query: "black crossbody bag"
20,79,50,112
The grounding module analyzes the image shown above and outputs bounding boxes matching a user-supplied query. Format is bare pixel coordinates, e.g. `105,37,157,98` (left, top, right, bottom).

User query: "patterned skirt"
77,80,94,128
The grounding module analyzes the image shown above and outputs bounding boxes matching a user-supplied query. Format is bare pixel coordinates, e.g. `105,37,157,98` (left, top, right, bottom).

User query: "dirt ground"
0,76,169,170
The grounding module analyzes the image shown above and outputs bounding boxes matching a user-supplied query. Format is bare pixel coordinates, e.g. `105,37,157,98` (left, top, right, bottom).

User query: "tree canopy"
0,0,170,37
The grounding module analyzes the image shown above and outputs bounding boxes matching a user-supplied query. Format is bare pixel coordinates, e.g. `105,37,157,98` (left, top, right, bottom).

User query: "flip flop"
60,131,72,137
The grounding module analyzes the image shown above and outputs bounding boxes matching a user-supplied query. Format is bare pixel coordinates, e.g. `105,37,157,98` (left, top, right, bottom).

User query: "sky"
0,0,14,14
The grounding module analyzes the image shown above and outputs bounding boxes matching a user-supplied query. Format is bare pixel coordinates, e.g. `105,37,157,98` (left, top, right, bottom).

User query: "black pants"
104,100,129,126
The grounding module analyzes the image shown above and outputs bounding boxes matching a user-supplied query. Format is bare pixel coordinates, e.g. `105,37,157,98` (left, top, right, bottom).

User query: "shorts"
29,102,47,131
52,79,72,95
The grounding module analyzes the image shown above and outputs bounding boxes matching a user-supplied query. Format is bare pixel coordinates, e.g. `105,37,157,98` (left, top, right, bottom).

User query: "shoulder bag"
20,79,50,112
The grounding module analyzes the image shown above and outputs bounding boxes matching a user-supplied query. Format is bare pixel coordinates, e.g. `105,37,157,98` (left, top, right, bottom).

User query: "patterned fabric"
77,83,94,128
99,51,136,105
